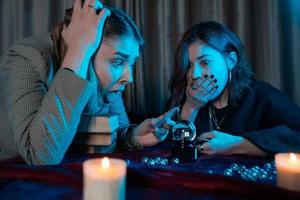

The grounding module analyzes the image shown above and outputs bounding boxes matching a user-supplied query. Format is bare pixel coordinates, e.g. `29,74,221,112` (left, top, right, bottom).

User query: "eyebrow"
115,52,139,62
115,52,129,59
189,54,211,65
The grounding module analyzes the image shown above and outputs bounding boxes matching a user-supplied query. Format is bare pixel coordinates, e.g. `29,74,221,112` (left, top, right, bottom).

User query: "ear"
226,51,237,70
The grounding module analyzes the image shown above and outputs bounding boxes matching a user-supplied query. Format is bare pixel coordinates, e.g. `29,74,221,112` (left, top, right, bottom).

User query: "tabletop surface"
1,144,300,200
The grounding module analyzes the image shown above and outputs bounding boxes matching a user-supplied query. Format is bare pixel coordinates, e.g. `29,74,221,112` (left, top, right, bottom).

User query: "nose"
191,63,202,79
120,64,133,85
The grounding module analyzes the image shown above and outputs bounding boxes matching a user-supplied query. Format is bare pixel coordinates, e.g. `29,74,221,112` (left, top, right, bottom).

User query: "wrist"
129,128,138,146
225,136,244,155
125,126,143,150
233,137,266,157
61,49,90,79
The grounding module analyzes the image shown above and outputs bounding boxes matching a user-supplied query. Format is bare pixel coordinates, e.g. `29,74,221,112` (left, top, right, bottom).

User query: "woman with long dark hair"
168,21,300,156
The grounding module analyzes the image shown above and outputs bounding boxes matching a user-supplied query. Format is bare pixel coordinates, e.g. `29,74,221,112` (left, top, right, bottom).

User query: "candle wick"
290,153,298,162
101,157,110,169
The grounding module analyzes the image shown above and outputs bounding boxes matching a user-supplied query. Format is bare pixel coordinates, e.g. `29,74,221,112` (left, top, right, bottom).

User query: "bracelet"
119,125,143,150
126,126,143,150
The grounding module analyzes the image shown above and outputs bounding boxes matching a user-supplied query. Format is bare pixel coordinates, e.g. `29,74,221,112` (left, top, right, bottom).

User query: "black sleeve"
242,82,300,154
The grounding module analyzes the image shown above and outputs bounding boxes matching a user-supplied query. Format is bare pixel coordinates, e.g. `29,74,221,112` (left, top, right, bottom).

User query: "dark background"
1,0,299,117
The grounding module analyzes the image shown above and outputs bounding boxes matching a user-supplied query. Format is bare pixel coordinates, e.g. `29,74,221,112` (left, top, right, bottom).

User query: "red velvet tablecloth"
1,145,300,200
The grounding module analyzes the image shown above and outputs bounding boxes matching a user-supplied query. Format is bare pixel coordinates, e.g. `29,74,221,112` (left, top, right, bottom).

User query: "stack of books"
73,114,119,153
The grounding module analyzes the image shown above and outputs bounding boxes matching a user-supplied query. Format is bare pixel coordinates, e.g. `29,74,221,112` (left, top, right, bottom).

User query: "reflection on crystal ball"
259,172,268,180
230,163,239,171
263,163,272,170
141,156,148,164
160,159,168,165
154,156,161,163
148,158,156,165
224,169,233,176
172,157,180,164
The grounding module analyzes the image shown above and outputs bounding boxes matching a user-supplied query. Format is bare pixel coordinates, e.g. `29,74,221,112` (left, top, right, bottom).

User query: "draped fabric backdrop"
1,0,299,117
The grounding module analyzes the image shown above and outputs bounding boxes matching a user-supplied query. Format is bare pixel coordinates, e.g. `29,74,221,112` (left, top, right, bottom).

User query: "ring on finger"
200,144,204,151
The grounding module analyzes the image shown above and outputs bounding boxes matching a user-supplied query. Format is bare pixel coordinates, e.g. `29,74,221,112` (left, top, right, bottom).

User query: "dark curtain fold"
1,0,299,117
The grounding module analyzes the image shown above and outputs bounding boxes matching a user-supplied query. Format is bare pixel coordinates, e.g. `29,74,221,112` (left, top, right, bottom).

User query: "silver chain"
209,105,226,131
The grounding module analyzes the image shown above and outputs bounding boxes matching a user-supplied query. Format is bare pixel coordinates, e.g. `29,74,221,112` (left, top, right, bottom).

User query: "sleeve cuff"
118,125,143,150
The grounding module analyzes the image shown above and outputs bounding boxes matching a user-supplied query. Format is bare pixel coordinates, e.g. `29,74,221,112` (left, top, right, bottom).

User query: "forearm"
61,48,90,79
231,137,267,157
117,125,140,150
10,68,93,165
242,125,300,153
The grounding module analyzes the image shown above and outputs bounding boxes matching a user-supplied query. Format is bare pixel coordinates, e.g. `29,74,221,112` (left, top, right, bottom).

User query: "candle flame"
289,153,298,162
101,157,110,169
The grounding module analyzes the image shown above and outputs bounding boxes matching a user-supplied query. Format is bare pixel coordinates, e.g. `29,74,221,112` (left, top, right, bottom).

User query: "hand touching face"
61,0,111,78
185,39,231,108
185,71,219,109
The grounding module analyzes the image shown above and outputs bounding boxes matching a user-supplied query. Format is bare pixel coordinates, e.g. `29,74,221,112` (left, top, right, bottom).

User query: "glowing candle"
83,157,127,200
275,153,300,191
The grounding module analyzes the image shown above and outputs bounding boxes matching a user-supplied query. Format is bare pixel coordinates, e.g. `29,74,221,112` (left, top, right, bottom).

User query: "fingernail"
210,75,214,79
98,3,104,9
215,85,219,89
204,74,208,78
214,79,217,83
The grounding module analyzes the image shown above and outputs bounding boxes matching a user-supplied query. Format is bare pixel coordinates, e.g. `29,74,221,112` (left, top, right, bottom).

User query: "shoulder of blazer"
6,33,58,85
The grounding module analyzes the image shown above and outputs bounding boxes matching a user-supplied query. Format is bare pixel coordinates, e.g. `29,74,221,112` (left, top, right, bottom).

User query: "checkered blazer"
0,33,129,165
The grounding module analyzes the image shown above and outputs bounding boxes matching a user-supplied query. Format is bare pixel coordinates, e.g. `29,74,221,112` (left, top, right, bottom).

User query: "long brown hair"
167,21,253,109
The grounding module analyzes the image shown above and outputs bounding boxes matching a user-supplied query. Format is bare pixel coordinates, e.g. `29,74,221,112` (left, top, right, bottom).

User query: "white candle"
83,157,127,200
275,153,300,191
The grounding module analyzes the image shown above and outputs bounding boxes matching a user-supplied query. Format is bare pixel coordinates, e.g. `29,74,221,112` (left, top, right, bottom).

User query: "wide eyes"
111,58,136,70
111,58,124,66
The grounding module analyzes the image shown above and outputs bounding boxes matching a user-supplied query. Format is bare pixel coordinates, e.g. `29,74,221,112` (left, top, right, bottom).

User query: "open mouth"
104,90,122,103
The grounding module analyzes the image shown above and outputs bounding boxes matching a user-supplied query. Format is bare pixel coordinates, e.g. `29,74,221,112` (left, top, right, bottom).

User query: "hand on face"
196,130,244,155
131,114,176,147
61,0,111,77
185,72,219,110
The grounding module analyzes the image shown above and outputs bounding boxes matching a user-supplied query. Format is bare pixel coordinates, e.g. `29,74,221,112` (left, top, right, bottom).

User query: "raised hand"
185,73,218,109
61,0,111,79
181,72,218,122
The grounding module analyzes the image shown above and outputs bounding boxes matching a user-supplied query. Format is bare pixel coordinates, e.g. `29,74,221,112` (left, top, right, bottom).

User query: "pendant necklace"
209,105,226,131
